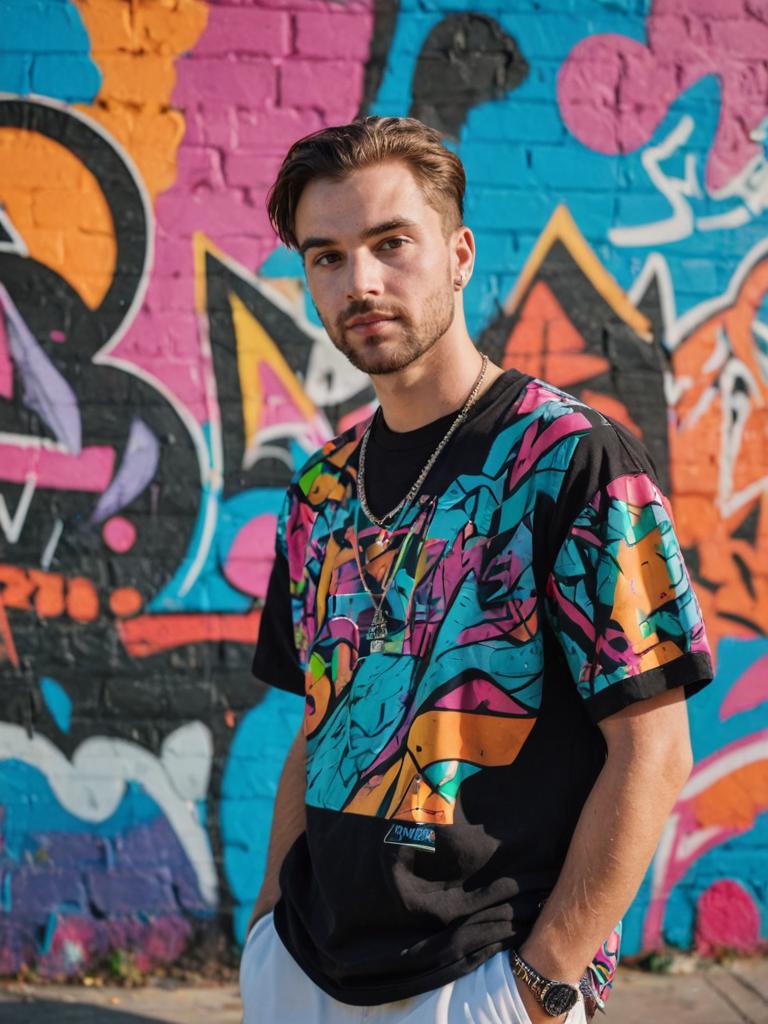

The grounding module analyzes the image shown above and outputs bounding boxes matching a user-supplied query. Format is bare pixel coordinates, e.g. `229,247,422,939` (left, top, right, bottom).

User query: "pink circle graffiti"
223,513,278,599
557,4,768,191
695,879,761,955
102,515,137,554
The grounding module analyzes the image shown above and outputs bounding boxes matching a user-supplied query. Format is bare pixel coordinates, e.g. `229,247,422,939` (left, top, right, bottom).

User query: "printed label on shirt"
384,823,437,853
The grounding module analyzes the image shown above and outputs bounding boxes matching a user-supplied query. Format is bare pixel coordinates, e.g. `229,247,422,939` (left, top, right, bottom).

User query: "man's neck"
370,336,503,433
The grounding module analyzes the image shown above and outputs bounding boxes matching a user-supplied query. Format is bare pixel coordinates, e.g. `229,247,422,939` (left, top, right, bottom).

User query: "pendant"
367,607,388,653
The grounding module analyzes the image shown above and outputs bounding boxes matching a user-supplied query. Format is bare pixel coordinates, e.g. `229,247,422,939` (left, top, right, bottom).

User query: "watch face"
542,983,579,1016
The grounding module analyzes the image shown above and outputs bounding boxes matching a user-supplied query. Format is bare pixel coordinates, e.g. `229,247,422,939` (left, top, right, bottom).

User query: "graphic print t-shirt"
252,370,713,1006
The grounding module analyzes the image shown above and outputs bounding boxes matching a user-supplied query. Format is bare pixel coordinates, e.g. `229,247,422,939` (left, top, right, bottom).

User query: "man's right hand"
246,897,275,937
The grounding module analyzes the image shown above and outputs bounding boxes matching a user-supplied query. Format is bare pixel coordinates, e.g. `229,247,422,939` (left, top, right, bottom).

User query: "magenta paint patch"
112,0,375,423
0,443,114,491
223,513,278,598
133,915,192,972
35,913,193,979
557,1,768,190
695,879,761,955
103,515,137,554
720,655,768,721
49,330,66,343
38,915,103,979
0,309,11,400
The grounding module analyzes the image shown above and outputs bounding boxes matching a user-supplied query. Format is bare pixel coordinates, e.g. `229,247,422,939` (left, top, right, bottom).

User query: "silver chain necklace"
351,498,435,653
356,353,489,529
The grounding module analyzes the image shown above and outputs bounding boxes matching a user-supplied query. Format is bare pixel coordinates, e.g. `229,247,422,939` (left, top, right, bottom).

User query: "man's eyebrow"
298,219,418,257
362,218,417,239
299,235,334,257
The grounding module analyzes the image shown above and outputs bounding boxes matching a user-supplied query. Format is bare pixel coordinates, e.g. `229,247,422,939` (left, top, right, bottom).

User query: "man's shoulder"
502,375,660,500
520,377,650,458
516,376,600,425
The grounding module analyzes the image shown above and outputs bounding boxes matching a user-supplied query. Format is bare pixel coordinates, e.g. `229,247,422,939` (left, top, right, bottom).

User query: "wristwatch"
510,949,580,1017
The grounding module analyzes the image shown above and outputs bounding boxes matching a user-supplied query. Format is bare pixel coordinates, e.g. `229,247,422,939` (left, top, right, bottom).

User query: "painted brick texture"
0,0,766,980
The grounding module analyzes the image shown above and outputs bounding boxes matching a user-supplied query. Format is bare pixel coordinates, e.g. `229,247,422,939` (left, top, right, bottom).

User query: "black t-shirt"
252,370,713,1006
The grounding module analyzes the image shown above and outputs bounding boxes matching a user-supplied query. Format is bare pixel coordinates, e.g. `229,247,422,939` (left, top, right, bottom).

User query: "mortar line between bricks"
728,969,768,1008
703,972,755,1024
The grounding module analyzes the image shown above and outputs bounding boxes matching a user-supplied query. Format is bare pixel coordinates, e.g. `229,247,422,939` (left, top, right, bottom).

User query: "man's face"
294,160,460,375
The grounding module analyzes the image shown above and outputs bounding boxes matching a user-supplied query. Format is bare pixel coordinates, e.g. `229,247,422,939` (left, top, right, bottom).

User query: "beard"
316,274,456,376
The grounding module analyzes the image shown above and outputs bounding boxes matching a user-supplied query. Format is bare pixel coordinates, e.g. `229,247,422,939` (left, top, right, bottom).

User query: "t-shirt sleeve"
544,424,713,723
251,495,305,697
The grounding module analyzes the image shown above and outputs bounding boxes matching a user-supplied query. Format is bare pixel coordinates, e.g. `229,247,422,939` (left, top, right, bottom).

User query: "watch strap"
510,949,580,1016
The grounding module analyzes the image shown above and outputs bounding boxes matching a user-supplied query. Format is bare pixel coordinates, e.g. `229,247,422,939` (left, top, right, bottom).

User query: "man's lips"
346,314,399,335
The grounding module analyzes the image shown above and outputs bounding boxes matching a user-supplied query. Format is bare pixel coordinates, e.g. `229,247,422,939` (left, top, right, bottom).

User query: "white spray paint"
0,720,217,905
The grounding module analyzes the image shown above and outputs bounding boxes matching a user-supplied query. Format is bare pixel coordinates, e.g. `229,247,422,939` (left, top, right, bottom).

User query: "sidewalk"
1,958,766,1023
608,959,768,1023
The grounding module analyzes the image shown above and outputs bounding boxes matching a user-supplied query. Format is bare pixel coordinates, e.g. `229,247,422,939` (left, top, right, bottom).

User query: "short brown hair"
267,116,466,250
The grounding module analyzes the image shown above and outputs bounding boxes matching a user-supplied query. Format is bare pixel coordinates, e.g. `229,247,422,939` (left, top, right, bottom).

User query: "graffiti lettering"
0,0,767,975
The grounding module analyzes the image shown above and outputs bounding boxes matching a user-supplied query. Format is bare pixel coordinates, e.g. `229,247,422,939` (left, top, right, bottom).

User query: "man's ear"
453,225,475,287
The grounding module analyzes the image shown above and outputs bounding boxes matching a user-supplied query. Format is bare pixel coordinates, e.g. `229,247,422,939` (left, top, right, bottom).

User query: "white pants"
240,913,587,1024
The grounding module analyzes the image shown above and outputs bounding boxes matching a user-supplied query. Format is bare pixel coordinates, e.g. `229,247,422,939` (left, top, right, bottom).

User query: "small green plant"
636,951,675,974
106,949,144,986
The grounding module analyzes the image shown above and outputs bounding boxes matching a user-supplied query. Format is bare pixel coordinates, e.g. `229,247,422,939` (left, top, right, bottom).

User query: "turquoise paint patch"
662,886,696,950
0,1,101,103
40,676,72,733
220,687,303,945
688,637,768,763
2,2,89,53
41,913,58,956
259,245,304,279
31,53,101,102
0,56,32,94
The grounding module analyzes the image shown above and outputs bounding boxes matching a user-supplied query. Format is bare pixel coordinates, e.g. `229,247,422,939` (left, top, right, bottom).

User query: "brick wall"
0,0,766,976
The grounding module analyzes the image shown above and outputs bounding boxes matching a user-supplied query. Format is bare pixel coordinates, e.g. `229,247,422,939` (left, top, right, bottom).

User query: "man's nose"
346,250,383,301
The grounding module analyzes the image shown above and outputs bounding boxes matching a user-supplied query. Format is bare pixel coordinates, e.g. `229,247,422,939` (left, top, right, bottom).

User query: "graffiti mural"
0,0,374,972
0,0,766,975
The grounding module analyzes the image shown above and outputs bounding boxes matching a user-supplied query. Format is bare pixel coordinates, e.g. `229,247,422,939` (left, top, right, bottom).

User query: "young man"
242,117,713,1024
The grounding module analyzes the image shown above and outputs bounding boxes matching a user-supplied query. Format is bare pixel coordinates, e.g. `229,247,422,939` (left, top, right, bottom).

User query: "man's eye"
315,252,340,266
380,238,406,251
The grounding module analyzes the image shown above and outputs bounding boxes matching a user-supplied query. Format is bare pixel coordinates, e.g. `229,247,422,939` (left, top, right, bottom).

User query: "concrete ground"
0,958,766,1023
